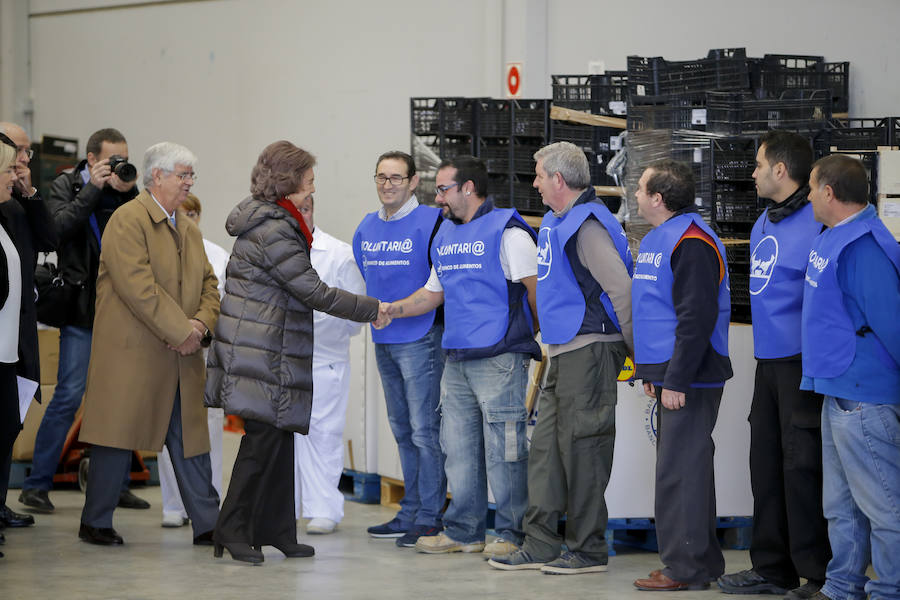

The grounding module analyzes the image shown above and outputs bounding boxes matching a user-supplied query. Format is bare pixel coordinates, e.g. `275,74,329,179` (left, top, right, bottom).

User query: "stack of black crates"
621,48,852,323
550,73,628,213
410,97,478,205
410,97,549,215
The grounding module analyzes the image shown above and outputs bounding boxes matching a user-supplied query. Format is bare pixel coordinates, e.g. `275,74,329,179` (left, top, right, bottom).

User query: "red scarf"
276,197,314,248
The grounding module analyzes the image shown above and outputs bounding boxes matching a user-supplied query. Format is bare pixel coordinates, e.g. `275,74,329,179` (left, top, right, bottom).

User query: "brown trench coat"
79,191,220,457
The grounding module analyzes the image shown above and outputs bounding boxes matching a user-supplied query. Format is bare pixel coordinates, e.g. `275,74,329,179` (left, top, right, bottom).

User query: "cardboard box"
12,384,54,461
879,150,900,195
878,194,900,241
37,327,60,385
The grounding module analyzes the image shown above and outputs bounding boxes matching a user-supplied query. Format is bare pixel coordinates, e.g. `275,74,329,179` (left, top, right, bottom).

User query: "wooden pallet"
380,476,405,510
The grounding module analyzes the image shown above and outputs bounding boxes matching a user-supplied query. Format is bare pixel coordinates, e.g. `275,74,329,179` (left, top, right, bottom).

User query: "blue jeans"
820,396,900,600
374,324,446,527
440,352,529,545
25,326,93,490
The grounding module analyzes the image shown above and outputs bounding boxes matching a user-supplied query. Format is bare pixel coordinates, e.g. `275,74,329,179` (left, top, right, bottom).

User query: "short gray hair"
143,142,198,187
533,141,591,190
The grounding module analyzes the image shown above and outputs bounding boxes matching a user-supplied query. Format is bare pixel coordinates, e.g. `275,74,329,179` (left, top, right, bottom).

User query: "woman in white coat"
292,195,365,534
157,194,228,527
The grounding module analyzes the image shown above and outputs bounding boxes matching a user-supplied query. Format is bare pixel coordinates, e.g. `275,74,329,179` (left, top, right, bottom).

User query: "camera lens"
114,161,137,183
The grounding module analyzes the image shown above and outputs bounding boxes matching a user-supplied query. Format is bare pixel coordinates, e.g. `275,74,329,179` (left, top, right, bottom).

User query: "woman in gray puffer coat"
205,141,380,564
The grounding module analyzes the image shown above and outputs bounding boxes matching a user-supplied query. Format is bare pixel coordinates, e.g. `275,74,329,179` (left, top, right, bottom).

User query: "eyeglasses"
435,182,459,197
374,174,409,186
174,171,197,183
16,146,33,160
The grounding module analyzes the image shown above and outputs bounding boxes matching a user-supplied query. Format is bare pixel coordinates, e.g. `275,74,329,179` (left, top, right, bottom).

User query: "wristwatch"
201,327,212,348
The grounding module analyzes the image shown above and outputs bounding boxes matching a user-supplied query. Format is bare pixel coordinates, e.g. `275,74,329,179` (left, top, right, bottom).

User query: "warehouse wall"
25,0,503,249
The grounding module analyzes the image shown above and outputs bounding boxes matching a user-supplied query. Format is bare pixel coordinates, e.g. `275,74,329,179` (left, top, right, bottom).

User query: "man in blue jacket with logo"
488,142,633,575
353,151,445,548
382,155,540,558
719,131,829,600
800,154,900,600
631,159,733,591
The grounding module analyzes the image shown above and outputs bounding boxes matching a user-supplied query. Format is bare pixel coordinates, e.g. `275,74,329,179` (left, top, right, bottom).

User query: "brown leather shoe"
634,570,710,591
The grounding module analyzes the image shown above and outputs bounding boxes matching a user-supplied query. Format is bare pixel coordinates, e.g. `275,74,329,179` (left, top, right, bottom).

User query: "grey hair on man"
534,141,591,190
143,142,198,187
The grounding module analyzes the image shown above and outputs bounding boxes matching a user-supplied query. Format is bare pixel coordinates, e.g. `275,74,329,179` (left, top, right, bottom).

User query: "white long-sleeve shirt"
310,227,367,364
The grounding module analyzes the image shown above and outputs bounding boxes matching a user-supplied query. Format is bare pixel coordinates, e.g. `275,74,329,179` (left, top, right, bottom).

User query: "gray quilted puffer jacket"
205,196,379,433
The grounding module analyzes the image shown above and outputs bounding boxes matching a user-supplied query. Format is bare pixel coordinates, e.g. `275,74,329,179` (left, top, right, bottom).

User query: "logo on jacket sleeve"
750,235,778,295
536,227,552,281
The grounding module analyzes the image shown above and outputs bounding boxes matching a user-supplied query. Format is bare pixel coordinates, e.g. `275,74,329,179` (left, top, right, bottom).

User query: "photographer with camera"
19,128,142,514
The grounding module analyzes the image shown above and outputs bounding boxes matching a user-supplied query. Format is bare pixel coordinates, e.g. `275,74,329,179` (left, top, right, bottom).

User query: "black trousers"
748,361,830,587
215,419,296,546
655,385,725,584
0,363,22,506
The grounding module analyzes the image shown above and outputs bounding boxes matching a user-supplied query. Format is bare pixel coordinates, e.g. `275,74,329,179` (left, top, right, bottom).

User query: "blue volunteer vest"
801,215,900,378
537,200,633,344
632,212,730,366
749,203,823,359
352,204,441,343
430,205,538,359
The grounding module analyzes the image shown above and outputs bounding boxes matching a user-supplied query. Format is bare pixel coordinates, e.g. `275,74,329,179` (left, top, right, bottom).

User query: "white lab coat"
293,227,366,522
158,238,229,516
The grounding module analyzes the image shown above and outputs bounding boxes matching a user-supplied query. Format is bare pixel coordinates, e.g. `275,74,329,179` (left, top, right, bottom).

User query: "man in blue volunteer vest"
352,151,446,548
800,154,900,600
19,128,146,515
631,159,733,592
488,142,633,575
381,155,540,558
719,131,830,600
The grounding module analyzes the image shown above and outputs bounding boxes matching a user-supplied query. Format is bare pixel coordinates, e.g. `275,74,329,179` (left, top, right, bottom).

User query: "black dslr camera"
108,155,137,183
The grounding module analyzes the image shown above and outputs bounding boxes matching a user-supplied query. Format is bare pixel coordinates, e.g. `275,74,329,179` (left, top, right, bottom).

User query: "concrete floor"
1,433,754,600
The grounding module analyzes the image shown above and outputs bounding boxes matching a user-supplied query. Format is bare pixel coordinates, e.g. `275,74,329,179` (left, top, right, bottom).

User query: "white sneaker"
306,518,337,534
161,511,189,528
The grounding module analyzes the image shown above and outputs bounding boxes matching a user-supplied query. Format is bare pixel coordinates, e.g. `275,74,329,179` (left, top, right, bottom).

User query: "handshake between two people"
373,301,399,330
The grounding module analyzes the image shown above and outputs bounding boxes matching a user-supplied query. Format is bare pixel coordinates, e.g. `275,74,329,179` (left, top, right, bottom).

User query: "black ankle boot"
271,541,314,558
213,541,264,564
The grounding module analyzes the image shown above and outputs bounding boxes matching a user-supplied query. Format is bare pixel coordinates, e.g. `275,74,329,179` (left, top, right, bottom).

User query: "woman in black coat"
206,141,382,564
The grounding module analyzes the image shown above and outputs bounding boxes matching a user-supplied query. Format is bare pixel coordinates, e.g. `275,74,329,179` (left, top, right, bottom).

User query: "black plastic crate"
411,98,441,135
440,97,477,135
512,99,549,138
551,72,628,116
751,56,849,113
627,52,749,102
730,273,751,306
714,187,763,225
442,135,475,158
511,178,544,215
827,118,891,151
586,151,618,187
891,117,900,146
724,240,751,265
488,174,511,208
550,121,621,154
711,137,757,181
512,142,541,175
627,100,708,131
479,139,511,174
478,98,512,137
706,90,832,135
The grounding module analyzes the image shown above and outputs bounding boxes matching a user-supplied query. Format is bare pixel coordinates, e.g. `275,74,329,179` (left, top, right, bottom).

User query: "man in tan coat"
78,142,220,546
